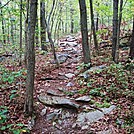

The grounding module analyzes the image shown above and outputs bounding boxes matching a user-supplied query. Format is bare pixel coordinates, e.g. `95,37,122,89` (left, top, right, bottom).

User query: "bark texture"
129,17,134,59
79,0,91,64
24,0,37,116
112,0,119,62
89,0,98,52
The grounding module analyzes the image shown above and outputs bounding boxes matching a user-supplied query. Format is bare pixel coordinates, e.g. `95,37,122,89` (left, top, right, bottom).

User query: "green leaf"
12,129,21,134
10,94,17,100
11,90,17,94
0,126,6,130
16,123,24,127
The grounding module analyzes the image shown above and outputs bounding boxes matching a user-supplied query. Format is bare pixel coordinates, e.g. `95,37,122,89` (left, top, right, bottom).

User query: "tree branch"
0,0,12,9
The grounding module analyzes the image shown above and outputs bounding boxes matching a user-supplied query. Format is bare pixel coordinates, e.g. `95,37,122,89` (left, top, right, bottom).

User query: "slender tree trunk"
96,13,99,31
70,1,74,34
79,0,91,64
89,0,98,52
35,17,39,46
24,0,29,67
65,5,68,33
0,2,6,44
112,0,119,62
10,19,14,45
24,0,37,116
115,0,123,63
40,1,47,51
19,0,23,66
129,17,134,59
44,18,59,66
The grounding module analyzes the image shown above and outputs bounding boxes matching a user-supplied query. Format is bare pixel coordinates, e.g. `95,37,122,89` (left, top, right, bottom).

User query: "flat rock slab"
65,73,75,79
75,96,91,102
79,65,107,77
76,105,116,125
46,89,64,96
97,129,113,134
38,95,80,109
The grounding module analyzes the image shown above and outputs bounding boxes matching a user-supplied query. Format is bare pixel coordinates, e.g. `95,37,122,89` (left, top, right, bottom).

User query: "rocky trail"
0,35,133,134
30,35,129,134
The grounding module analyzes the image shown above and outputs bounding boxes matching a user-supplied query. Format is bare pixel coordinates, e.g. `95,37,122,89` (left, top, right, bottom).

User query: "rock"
46,89,64,96
40,77,55,81
63,47,73,51
75,96,91,102
40,108,47,116
76,105,116,125
97,129,113,134
79,65,107,77
57,54,68,64
66,42,78,47
61,111,71,119
102,105,116,114
58,87,67,92
46,109,61,120
38,95,80,109
81,125,89,130
66,82,74,87
46,112,59,121
65,73,75,79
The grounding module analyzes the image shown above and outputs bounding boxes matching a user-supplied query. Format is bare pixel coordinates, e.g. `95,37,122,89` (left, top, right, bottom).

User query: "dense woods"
0,0,134,133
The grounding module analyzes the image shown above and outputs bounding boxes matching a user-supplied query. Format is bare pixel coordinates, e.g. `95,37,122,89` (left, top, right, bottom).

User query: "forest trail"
31,35,133,134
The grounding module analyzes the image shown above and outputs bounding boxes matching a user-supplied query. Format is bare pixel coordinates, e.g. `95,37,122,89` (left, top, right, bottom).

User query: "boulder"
38,95,80,109
75,96,91,102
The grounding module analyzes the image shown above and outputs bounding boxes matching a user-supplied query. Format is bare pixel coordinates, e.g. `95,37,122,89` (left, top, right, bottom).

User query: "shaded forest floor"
0,35,134,134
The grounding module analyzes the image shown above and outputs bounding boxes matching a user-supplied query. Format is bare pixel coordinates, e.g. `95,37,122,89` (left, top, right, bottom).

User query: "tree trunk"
115,0,123,63
70,2,74,34
0,2,6,44
24,0,37,116
19,0,23,66
112,0,119,62
44,18,59,66
35,17,39,46
79,0,91,65
129,17,134,59
24,0,29,67
89,0,98,52
40,1,47,51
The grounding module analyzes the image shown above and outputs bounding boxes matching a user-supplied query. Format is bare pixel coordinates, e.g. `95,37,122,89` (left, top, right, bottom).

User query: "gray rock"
46,89,64,96
97,129,113,134
79,65,107,77
65,73,75,79
66,82,74,87
81,125,89,130
38,95,80,109
66,42,78,47
75,96,91,102
46,112,59,121
57,54,68,64
63,47,73,51
76,105,116,125
40,108,47,116
58,87,67,92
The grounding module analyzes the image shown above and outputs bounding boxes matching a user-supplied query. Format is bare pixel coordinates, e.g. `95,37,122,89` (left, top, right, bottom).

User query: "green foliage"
0,65,26,85
0,106,29,133
78,88,88,94
10,90,19,100
105,63,134,99
89,88,104,96
95,101,111,108
76,62,91,70
0,106,8,124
